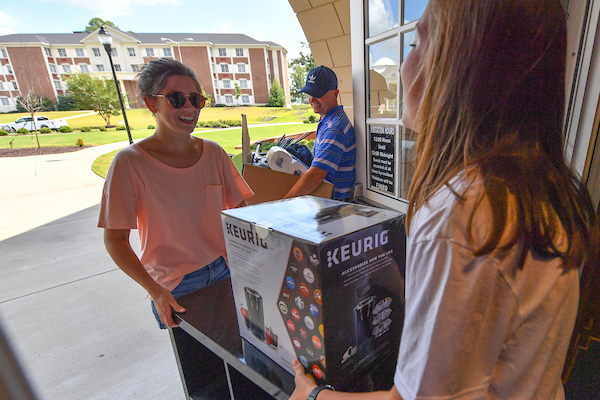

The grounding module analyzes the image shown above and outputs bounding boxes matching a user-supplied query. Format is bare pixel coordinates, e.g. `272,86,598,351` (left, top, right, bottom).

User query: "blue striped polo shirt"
312,105,356,200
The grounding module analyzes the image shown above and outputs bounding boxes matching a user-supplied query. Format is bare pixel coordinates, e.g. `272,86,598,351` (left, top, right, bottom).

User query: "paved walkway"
0,142,185,399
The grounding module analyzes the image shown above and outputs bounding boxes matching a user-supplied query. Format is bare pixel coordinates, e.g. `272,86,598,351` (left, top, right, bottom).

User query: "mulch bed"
0,146,91,157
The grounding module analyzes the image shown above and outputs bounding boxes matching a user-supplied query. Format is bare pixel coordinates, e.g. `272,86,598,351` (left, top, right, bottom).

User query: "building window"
218,48,227,57
0,82,3,89
223,80,231,89
225,96,233,104
237,64,246,73
12,82,18,90
146,48,155,57
62,65,71,73
163,48,172,57
7,65,12,74
49,64,57,73
93,48,101,57
1,98,9,106
221,64,229,73
76,48,85,57
80,64,89,73
111,48,118,57
236,48,244,57
1,49,7,58
97,65,105,72
53,80,61,89
114,64,121,72
240,80,248,89
131,64,139,72
58,48,67,57
44,47,52,57
361,0,427,200
241,95,250,104
128,48,136,57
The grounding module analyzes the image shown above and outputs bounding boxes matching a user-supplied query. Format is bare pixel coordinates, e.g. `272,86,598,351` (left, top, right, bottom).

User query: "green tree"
84,18,119,33
288,45,315,103
12,90,47,148
268,79,285,107
64,73,121,127
234,82,242,102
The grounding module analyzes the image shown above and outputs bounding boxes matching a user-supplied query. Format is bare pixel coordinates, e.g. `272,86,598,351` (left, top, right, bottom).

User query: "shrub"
39,127,52,134
0,129,8,136
99,126,107,131
17,128,29,134
116,125,127,130
76,137,85,147
219,119,241,127
147,124,156,129
58,126,73,133
80,126,92,132
308,115,318,123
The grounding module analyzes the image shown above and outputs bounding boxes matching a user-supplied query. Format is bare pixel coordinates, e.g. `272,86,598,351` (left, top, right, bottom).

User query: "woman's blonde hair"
406,0,595,268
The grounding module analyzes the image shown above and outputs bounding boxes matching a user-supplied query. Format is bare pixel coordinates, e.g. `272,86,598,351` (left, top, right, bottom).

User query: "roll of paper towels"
266,146,308,175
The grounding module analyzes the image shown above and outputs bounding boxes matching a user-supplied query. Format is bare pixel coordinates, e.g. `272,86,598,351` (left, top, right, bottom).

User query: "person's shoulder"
112,143,144,164
412,173,484,242
202,139,227,153
200,138,230,160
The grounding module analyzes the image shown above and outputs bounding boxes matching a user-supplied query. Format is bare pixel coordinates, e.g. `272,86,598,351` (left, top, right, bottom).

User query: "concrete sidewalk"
0,143,185,399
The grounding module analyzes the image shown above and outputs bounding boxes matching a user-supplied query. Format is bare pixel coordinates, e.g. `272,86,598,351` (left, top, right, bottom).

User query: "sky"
0,0,309,60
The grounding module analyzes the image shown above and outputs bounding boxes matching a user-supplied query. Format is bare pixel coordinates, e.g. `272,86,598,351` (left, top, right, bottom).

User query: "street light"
98,26,133,145
161,37,193,63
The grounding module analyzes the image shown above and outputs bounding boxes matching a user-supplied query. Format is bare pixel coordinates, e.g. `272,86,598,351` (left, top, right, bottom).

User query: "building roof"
0,31,285,50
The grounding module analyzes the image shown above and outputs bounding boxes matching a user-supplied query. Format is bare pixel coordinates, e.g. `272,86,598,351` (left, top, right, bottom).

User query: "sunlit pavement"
0,142,185,399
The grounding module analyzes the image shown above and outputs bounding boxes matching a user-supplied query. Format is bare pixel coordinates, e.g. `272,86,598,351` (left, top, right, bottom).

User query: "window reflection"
399,31,415,121
404,0,429,24
368,0,399,37
368,37,398,119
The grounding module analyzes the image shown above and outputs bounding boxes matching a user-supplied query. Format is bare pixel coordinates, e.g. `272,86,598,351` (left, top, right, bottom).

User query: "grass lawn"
90,123,317,177
0,106,316,130
1,106,318,178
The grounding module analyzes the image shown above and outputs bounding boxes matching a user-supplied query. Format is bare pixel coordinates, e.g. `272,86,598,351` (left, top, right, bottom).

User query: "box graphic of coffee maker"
221,196,406,390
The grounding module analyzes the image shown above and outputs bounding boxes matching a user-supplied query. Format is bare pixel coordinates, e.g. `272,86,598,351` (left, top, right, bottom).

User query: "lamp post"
161,37,193,63
98,26,133,145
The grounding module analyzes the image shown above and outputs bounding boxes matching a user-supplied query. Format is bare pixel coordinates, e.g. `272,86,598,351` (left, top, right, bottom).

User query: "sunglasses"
154,92,206,109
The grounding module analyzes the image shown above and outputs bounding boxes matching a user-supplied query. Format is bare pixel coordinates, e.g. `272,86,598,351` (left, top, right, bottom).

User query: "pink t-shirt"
98,139,253,290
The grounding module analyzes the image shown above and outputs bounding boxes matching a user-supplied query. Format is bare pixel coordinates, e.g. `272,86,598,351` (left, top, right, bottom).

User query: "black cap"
300,66,338,98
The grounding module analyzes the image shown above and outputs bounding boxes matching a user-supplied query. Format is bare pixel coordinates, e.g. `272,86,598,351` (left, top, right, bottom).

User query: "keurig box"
221,196,406,390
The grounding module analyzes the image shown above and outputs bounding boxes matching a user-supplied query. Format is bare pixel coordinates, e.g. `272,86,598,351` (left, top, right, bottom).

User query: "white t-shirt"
394,174,578,400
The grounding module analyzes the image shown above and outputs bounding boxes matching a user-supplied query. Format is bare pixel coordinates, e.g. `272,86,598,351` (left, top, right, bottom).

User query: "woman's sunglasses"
154,92,206,109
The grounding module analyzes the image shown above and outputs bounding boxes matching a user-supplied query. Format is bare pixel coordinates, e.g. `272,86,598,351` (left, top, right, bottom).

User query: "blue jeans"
151,256,230,329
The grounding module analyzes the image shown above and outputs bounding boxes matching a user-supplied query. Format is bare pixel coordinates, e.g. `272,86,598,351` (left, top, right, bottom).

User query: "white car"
7,116,69,132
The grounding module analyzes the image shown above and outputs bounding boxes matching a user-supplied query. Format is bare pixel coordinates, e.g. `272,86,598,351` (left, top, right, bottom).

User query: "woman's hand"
290,360,318,400
151,286,186,328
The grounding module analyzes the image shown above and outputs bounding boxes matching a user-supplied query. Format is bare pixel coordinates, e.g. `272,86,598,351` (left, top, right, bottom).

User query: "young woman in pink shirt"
99,58,253,329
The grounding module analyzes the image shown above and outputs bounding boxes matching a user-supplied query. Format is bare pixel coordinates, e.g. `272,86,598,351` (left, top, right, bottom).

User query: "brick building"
0,26,290,112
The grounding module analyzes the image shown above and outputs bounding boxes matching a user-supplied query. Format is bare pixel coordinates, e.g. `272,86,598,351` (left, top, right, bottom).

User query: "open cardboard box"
242,164,333,205
240,114,332,204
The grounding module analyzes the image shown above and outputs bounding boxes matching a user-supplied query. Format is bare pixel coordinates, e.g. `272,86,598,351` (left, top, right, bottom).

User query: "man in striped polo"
283,65,356,201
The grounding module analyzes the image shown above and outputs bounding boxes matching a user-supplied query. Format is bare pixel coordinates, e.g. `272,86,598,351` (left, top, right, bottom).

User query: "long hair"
406,0,595,268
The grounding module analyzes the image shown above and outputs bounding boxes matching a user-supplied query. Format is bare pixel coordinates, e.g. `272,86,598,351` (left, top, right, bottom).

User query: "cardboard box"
221,196,406,390
242,163,333,204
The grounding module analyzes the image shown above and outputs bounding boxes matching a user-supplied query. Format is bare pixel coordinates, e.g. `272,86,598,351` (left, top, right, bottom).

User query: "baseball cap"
300,66,338,98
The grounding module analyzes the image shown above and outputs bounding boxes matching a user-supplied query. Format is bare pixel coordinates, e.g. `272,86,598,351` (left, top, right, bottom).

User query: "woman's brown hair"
406,0,595,268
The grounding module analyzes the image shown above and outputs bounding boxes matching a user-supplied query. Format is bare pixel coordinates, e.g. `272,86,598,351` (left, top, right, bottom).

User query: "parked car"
0,123,11,132
7,116,69,132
